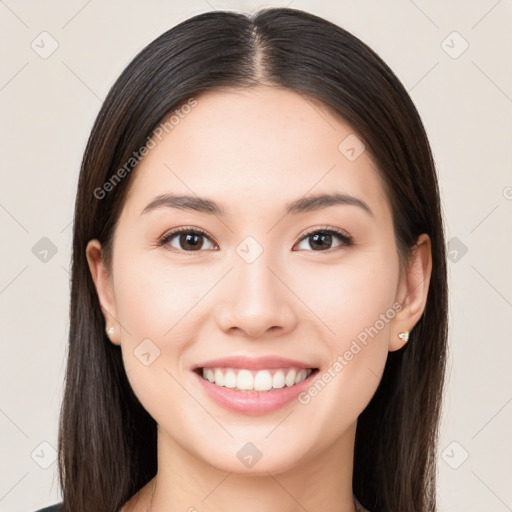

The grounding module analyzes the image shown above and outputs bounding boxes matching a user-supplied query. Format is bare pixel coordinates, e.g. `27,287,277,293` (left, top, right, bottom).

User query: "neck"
145,422,358,512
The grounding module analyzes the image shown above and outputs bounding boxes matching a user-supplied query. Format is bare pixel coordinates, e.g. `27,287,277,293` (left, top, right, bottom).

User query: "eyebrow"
141,192,373,217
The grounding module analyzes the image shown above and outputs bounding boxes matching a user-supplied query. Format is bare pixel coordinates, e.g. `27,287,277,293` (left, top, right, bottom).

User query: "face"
87,86,429,475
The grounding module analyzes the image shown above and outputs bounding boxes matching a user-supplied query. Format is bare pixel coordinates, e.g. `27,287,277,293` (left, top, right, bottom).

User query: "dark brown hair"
58,7,448,512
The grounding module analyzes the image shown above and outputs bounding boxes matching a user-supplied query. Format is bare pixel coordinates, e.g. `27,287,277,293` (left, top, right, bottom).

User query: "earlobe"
389,233,432,351
85,239,120,345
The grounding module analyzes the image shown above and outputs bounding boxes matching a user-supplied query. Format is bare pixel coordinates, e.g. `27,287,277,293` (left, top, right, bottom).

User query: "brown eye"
294,228,353,252
159,228,217,252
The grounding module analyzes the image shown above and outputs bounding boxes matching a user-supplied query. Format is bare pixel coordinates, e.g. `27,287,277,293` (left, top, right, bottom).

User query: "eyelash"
157,225,354,254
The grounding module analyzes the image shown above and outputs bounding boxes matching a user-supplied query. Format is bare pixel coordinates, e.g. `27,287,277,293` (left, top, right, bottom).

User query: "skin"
86,86,432,512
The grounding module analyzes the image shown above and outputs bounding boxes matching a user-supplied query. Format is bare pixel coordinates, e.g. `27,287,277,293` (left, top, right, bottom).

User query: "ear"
85,239,121,345
389,233,432,351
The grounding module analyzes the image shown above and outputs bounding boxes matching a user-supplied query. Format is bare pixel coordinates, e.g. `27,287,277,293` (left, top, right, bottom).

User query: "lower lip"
193,369,318,415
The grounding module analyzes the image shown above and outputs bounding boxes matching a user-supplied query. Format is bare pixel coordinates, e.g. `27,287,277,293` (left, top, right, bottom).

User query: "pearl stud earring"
106,326,115,338
398,330,410,342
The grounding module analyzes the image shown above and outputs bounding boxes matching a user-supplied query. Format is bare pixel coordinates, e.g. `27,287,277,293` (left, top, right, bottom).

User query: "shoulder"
33,504,62,512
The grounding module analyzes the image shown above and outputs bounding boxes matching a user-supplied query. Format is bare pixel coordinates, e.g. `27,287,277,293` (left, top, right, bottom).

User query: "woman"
36,6,447,512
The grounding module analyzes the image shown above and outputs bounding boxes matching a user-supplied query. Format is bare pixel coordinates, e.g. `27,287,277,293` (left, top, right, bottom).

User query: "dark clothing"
34,505,61,512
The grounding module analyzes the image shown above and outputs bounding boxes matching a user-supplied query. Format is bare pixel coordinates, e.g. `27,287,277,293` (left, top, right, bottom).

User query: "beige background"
1,1,511,511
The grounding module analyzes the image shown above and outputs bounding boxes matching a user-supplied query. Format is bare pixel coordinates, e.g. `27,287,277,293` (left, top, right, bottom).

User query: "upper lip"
192,355,317,371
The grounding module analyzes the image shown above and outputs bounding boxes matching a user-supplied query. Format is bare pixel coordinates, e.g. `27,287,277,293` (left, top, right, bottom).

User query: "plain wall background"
1,1,511,511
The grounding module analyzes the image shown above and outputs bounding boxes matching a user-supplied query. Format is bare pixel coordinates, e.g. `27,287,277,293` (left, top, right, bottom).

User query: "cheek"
325,276,398,423
113,251,208,344
292,245,399,345
290,246,398,412
110,249,215,413
111,252,207,427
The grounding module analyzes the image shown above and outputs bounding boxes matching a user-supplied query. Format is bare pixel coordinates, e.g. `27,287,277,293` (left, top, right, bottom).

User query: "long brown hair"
58,7,448,512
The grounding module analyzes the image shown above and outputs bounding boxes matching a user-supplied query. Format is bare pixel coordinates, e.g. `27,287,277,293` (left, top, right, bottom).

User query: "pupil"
182,233,202,250
311,233,331,250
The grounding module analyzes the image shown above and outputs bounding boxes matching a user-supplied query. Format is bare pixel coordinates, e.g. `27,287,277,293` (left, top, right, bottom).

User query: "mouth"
190,355,320,414
193,366,320,392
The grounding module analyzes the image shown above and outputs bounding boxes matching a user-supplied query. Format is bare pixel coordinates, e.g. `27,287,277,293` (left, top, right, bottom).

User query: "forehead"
122,86,390,220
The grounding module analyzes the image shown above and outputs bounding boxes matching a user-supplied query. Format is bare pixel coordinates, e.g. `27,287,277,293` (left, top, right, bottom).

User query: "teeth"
254,370,272,391
285,369,296,387
214,369,224,387
224,370,237,388
295,369,308,384
201,367,313,392
272,370,285,389
237,369,253,390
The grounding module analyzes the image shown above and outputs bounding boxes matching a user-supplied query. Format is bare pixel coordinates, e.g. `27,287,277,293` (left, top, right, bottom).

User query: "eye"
158,227,217,252
293,227,354,252
157,226,354,253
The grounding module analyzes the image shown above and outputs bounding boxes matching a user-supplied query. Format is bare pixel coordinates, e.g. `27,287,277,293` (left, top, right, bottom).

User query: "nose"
215,252,299,339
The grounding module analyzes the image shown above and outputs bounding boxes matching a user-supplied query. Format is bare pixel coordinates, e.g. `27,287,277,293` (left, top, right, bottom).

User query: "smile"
192,362,320,415
198,367,315,392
